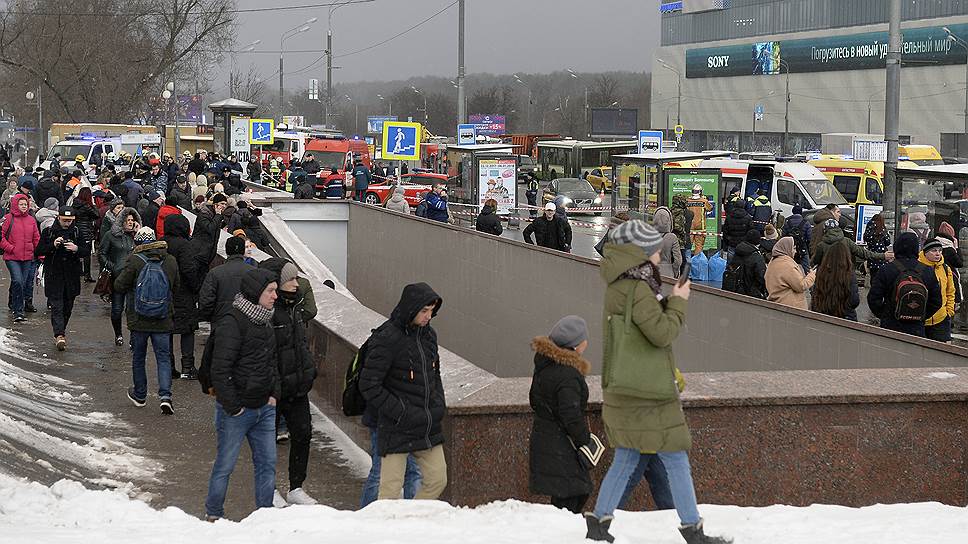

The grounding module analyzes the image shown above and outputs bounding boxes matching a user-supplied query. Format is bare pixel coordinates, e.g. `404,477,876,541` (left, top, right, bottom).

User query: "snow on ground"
0,474,966,544
0,328,160,490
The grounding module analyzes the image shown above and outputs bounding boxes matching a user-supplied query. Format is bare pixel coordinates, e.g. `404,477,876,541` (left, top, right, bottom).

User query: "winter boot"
24,302,37,313
583,512,615,543
181,356,197,380
678,519,732,544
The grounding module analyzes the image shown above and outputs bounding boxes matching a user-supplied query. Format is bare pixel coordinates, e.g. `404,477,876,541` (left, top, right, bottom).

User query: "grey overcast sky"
225,0,660,87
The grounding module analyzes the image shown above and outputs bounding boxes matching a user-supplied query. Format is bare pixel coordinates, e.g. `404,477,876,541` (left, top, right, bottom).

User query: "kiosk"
610,151,733,216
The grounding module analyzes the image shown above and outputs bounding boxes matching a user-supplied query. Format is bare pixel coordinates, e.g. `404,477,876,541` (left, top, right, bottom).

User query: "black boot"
583,512,615,543
24,302,37,313
679,519,732,544
181,356,197,380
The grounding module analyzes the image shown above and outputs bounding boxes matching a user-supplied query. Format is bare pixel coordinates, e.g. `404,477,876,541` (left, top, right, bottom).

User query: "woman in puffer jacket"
1,193,40,321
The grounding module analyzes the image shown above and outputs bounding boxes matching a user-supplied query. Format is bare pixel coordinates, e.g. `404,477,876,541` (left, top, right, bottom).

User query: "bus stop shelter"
445,144,517,213
893,163,968,243
609,151,733,216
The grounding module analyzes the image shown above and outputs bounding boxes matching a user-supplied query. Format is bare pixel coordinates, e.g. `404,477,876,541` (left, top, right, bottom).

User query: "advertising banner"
667,171,720,251
367,115,397,134
686,23,968,79
468,114,506,137
855,205,883,244
478,158,517,214
590,108,638,136
230,117,250,161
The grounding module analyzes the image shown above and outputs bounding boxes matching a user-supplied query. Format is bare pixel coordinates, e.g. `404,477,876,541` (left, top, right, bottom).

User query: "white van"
40,138,122,174
699,158,852,220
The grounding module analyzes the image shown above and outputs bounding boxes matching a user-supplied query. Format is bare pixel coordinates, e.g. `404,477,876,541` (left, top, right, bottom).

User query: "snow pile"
1,474,967,544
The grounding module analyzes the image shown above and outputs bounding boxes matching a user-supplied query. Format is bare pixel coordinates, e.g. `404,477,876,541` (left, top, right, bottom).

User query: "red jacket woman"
2,193,41,320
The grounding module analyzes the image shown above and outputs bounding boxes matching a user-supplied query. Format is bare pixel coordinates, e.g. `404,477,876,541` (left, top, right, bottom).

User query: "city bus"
535,139,637,181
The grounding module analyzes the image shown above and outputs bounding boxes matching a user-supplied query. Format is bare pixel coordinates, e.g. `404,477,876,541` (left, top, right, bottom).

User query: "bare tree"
0,0,235,123
229,65,267,106
589,73,622,107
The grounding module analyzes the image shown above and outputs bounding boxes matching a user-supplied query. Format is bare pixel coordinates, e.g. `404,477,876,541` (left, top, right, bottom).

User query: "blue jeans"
5,260,31,315
618,453,675,510
594,448,701,525
130,331,172,401
110,291,126,336
205,402,277,518
360,426,422,507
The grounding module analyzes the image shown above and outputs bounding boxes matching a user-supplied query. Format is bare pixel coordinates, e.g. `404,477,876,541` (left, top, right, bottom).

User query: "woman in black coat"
528,317,593,515
71,187,100,281
475,199,503,236
162,213,201,378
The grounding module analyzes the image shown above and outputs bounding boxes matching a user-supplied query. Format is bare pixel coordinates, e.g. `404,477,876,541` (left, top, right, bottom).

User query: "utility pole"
326,29,333,127
457,0,466,126
883,0,902,235
278,56,284,112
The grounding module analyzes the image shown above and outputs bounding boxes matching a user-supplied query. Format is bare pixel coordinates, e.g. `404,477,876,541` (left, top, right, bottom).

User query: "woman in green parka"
585,220,731,544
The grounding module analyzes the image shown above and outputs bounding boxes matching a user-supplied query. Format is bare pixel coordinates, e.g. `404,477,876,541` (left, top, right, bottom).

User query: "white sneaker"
286,487,318,505
273,489,288,508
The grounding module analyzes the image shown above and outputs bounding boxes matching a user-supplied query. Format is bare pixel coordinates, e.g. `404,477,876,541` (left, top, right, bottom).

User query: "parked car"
517,155,537,180
361,178,438,206
542,177,603,214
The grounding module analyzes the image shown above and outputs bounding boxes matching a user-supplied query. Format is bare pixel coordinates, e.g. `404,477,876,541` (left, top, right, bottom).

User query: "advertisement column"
230,116,251,162
478,158,517,214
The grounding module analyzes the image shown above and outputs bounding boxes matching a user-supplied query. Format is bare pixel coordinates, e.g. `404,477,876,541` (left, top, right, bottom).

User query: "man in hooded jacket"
868,232,943,337
359,282,447,501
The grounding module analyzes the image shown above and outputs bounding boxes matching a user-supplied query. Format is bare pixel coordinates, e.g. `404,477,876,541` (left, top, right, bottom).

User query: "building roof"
208,98,259,110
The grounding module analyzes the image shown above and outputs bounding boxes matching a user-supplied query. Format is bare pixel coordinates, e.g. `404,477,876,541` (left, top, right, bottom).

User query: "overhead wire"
0,0,376,17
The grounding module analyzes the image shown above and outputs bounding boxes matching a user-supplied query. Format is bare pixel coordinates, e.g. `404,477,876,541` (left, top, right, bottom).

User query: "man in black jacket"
204,268,280,521
360,282,447,501
162,214,201,380
868,231,943,337
724,229,767,299
35,207,90,350
722,203,751,261
475,199,503,236
259,258,319,505
198,236,254,323
523,202,570,252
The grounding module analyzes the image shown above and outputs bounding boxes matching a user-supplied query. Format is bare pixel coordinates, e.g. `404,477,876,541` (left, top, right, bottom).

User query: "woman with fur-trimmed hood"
528,316,593,515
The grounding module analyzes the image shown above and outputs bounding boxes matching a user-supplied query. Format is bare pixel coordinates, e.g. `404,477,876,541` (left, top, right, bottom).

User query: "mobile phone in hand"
678,261,692,286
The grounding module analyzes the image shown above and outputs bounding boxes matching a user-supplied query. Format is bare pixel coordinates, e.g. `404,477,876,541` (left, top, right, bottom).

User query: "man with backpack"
782,205,812,272
35,207,90,350
722,229,767,299
359,282,447,501
868,232,943,337
113,226,180,414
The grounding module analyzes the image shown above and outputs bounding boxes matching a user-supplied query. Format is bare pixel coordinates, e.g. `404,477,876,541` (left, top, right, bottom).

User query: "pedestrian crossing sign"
381,121,422,161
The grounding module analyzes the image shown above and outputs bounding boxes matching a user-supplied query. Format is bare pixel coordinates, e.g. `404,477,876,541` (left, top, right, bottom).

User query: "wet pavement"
0,275,365,519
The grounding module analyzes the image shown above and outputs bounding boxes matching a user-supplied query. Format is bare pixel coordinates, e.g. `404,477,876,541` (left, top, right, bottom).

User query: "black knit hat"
225,236,245,256
240,268,276,304
745,229,762,245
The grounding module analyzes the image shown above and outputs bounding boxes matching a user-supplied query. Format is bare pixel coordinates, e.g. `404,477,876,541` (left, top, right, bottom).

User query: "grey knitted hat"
549,315,588,349
607,219,664,256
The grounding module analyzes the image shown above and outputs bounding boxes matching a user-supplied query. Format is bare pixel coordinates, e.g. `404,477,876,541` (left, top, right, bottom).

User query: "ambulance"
809,157,920,207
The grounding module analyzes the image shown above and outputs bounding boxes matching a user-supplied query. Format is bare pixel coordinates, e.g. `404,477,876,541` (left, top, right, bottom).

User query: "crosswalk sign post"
381,121,422,161
249,119,274,145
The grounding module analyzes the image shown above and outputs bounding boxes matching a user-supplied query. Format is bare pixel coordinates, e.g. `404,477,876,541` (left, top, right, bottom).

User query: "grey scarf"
232,292,274,325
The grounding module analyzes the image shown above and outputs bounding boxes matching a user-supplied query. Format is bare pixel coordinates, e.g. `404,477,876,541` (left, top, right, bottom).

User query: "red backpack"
892,262,929,322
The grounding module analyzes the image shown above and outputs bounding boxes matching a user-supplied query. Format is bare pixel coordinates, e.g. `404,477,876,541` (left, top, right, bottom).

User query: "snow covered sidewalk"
1,474,966,544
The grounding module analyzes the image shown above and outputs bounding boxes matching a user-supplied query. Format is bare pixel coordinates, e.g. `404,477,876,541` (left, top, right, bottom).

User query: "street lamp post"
377,94,391,116
657,59,681,126
164,82,180,158
279,18,317,112
778,59,791,155
944,27,968,134
25,87,42,163
567,69,589,136
229,40,261,96
344,95,359,135
513,74,532,132
412,86,428,126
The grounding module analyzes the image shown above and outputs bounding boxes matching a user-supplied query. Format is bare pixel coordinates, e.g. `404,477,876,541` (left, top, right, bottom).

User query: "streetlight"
778,58,791,155
229,40,261,95
609,101,620,108
867,88,887,134
944,27,968,134
163,81,181,157
345,94,359,135
25,88,42,161
412,85,428,125
567,68,590,136
377,94,391,116
513,73,532,132
280,18,317,110
657,58,682,126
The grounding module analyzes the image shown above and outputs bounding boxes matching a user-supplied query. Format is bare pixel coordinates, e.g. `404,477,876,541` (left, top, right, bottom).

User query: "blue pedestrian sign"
381,121,422,161
638,130,663,154
754,104,765,121
249,118,274,145
457,124,477,145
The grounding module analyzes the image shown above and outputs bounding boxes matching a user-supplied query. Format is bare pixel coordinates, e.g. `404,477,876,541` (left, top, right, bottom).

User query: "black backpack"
414,199,429,218
342,336,373,416
787,222,806,262
892,262,929,322
722,260,748,294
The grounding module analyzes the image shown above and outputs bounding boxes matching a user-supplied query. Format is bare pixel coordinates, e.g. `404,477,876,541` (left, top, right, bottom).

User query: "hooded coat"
599,243,691,453
475,204,503,236
259,258,317,400
1,194,41,261
812,226,884,268
359,283,446,456
99,207,141,277
189,204,224,281
722,205,751,249
728,240,768,299
652,206,682,277
765,237,815,310
198,254,255,323
669,194,693,250
36,218,91,298
385,187,411,214
112,240,179,333
528,336,593,499
35,197,60,233
162,214,200,334
868,233,943,337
